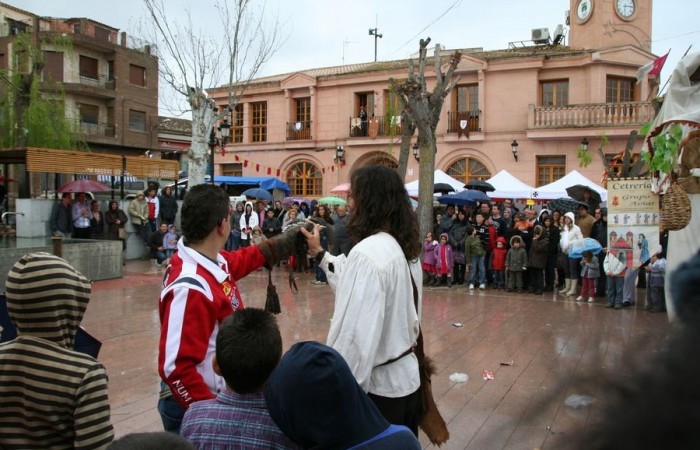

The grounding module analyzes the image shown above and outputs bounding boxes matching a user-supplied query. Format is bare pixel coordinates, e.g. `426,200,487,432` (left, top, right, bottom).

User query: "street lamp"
219,119,231,145
511,140,519,162
208,127,218,179
580,137,589,151
335,145,345,164
412,142,420,162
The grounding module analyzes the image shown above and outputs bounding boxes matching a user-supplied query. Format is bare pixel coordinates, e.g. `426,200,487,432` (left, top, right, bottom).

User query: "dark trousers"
72,227,91,239
545,254,557,288
368,388,422,437
157,382,185,434
530,268,544,293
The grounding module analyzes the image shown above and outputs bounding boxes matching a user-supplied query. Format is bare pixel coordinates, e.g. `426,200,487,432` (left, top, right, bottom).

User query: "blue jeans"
226,230,241,251
494,270,505,289
470,255,486,285
153,250,167,264
606,275,624,306
157,382,185,434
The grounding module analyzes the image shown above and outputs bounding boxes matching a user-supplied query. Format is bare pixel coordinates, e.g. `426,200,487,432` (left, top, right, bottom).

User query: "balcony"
70,120,116,138
530,101,655,129
347,116,404,138
286,121,312,140
446,111,481,133
61,73,117,99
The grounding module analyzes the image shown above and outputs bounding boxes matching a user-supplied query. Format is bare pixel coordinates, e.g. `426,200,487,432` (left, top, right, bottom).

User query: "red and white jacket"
158,239,266,408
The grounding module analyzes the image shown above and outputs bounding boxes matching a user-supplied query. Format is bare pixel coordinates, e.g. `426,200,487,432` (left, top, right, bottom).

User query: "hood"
496,236,507,245
539,209,551,220
245,201,254,211
439,233,449,241
510,235,523,247
265,342,389,449
252,225,263,233
564,212,576,223
4,253,91,349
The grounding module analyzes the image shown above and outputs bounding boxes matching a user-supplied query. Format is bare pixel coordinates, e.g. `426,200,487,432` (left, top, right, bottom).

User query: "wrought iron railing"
348,116,404,137
286,121,312,140
76,73,116,90
446,110,481,133
69,120,116,138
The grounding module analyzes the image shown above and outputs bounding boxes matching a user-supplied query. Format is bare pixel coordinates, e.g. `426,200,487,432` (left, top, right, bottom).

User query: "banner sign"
607,178,660,270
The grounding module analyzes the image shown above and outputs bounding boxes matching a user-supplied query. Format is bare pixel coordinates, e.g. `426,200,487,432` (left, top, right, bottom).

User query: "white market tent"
533,170,608,201
405,169,465,197
486,170,536,199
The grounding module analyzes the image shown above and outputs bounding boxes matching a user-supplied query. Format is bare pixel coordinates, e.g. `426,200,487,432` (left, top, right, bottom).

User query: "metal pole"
374,33,378,62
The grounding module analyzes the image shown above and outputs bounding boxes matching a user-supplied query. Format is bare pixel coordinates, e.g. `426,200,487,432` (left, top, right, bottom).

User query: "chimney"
121,31,127,47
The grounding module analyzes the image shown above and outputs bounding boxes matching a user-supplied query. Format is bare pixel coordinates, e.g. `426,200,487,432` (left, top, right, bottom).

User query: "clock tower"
569,0,652,51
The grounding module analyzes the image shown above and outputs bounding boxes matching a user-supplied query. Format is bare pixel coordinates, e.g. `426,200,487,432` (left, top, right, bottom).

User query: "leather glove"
256,219,314,267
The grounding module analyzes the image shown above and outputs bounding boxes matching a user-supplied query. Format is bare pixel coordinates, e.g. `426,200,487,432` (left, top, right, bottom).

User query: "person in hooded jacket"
158,186,179,226
264,342,421,450
559,211,583,297
491,236,508,290
0,253,114,449
448,210,469,285
542,215,560,292
239,201,259,247
528,225,549,295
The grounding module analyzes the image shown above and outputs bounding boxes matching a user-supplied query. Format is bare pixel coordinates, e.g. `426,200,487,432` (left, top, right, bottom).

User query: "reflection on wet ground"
87,260,670,449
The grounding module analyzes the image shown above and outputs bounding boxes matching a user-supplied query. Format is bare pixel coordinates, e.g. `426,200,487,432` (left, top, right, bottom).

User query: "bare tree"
391,38,461,240
140,0,283,186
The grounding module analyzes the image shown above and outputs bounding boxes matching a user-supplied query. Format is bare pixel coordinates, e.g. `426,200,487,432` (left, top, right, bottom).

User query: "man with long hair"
302,166,423,435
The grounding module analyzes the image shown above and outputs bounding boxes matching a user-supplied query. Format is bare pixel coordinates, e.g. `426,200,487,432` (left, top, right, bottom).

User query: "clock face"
616,0,636,18
576,0,593,22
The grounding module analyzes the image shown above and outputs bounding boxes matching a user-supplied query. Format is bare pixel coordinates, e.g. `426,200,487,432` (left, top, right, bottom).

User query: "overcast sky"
14,0,699,115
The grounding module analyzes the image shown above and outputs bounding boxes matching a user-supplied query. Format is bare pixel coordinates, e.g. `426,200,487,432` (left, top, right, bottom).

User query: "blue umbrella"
242,187,273,201
437,189,491,206
568,238,603,259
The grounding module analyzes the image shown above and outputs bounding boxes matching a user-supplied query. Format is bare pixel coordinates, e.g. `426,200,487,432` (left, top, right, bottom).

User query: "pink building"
209,0,657,198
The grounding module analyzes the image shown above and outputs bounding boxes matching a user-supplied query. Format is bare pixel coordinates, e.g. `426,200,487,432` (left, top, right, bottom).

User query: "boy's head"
214,308,282,394
168,224,176,232
266,209,275,218
181,184,230,245
510,235,522,247
467,225,476,236
582,250,593,259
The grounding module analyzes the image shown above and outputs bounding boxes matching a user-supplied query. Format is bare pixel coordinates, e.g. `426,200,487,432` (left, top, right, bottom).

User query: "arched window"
287,161,322,196
446,157,491,184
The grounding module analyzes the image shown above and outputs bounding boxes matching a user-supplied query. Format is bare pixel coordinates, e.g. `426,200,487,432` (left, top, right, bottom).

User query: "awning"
213,176,291,195
24,147,179,180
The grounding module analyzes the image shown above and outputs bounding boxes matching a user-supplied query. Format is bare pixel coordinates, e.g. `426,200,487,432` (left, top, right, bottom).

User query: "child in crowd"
645,247,666,312
465,225,486,290
422,232,438,286
506,235,528,292
180,308,300,449
491,236,508,290
163,224,179,259
577,250,600,303
528,225,549,295
250,225,267,246
603,249,627,309
432,233,453,287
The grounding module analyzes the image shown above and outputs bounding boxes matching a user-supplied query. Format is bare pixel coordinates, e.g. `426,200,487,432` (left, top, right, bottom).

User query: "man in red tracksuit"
157,184,300,433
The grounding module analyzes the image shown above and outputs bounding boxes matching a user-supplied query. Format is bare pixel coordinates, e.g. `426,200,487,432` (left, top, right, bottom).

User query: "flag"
636,51,669,84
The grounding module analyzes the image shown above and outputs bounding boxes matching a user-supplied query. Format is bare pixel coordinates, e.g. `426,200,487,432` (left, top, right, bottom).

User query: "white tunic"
320,232,422,397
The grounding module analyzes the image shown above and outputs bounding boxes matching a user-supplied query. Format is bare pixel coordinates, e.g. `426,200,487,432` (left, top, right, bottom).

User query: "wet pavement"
86,260,671,449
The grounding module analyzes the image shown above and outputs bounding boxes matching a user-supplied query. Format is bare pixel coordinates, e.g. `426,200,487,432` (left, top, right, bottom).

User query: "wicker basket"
661,180,691,231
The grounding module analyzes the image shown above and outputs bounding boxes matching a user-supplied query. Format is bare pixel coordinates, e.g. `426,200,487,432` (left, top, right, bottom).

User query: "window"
129,110,147,132
606,153,640,177
79,55,98,79
287,161,322,196
541,80,569,106
73,24,81,34
43,51,64,83
536,156,566,186
450,84,480,133
108,61,115,80
606,77,635,103
356,92,374,116
222,163,243,177
94,27,110,42
129,64,146,87
446,157,491,184
295,97,311,127
456,84,479,112
79,103,99,125
251,102,267,142
232,104,243,144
